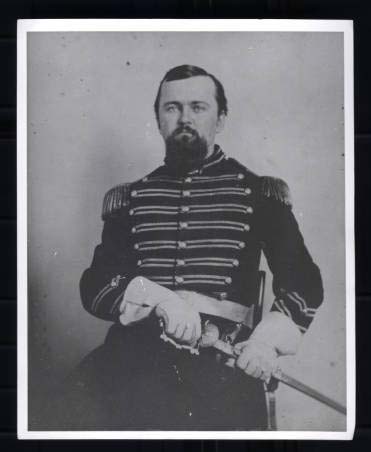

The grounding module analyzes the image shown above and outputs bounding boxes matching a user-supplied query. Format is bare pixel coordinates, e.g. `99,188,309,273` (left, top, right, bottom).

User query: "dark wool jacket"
80,146,323,334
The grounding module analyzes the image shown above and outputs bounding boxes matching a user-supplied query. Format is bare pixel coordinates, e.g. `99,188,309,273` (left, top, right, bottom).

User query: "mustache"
172,126,198,137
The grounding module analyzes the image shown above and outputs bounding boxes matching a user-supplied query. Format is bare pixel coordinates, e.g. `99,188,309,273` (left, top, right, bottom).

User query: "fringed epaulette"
261,176,292,207
102,183,131,220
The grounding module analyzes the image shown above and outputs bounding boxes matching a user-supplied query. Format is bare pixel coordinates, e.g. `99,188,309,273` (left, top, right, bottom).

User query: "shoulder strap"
261,176,292,207
225,156,258,178
101,183,131,220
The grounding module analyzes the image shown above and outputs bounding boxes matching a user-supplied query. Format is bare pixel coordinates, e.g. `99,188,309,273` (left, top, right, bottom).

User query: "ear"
216,113,226,134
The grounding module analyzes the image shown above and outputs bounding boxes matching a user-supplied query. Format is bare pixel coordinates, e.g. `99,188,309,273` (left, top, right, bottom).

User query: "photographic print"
17,19,354,439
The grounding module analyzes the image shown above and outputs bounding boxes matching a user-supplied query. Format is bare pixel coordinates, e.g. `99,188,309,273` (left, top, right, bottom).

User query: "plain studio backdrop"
27,31,345,431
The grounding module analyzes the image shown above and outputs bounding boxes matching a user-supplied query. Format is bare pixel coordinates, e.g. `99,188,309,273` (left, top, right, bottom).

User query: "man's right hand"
155,298,202,346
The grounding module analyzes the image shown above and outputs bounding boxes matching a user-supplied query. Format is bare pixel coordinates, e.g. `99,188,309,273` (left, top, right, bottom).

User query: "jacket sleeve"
80,186,134,321
259,177,324,333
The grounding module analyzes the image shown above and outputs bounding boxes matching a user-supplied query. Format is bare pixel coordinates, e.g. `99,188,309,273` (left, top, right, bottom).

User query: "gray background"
27,31,346,430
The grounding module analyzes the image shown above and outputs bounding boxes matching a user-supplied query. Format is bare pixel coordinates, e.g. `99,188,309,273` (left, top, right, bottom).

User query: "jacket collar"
188,144,226,175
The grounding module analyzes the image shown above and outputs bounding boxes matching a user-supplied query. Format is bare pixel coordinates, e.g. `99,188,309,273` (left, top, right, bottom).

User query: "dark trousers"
48,321,267,430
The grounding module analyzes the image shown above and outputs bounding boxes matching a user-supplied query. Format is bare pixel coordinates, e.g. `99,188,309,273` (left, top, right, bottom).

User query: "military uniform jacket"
80,146,323,334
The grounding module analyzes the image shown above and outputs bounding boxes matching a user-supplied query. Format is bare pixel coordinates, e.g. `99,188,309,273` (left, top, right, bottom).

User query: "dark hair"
154,65,228,125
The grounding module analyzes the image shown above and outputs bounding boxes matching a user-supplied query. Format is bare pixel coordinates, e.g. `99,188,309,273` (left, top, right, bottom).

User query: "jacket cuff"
89,274,128,320
271,289,319,333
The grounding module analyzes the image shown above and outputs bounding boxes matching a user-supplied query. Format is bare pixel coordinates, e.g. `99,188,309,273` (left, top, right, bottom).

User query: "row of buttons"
141,173,246,183
133,241,246,250
131,223,250,232
129,206,253,215
130,187,252,198
137,259,240,267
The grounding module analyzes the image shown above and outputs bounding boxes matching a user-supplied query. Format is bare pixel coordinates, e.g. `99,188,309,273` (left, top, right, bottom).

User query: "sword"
201,326,347,416
122,278,347,416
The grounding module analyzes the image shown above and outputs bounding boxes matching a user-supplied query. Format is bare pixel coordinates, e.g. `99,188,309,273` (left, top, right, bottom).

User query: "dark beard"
164,126,208,175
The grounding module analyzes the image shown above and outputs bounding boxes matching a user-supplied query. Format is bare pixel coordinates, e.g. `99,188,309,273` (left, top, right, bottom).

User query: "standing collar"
188,144,226,175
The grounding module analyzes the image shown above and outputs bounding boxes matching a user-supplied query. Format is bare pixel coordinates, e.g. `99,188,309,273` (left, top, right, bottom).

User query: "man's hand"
155,298,202,346
234,339,278,383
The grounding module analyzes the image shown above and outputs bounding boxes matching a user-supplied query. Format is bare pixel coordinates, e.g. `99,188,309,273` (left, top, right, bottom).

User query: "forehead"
159,76,217,105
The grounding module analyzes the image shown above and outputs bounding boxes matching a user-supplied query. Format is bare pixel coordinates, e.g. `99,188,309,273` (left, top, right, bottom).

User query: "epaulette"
101,183,131,220
261,176,292,207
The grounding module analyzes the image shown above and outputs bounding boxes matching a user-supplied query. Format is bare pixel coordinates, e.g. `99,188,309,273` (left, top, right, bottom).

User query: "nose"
178,106,192,125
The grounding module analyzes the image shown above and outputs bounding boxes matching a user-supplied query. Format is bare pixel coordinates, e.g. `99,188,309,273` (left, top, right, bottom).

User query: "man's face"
157,75,225,157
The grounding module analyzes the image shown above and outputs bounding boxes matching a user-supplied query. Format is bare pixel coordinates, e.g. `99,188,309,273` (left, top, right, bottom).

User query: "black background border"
2,1,370,450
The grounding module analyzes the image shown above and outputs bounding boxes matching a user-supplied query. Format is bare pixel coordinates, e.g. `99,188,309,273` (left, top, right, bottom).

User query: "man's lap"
52,322,267,430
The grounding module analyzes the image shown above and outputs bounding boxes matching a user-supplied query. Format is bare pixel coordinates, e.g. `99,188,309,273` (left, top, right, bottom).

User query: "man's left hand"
234,339,278,383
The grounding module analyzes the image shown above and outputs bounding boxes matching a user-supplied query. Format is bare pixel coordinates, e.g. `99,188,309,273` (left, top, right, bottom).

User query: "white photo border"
17,18,355,440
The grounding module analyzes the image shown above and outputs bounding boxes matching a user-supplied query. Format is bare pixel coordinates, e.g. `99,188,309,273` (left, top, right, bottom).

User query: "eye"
165,104,178,113
192,104,206,113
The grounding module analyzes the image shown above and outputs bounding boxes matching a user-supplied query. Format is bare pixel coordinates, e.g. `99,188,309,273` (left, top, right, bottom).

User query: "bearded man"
68,65,323,430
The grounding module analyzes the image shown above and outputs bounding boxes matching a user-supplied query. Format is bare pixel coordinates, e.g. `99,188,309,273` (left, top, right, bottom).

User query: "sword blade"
211,338,347,416
273,369,347,415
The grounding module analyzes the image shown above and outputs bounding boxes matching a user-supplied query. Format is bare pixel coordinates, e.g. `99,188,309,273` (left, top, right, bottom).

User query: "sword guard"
158,320,200,355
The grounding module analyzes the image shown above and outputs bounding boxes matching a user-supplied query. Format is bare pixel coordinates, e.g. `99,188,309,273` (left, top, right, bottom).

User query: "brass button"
131,190,137,197
233,259,239,267
137,260,142,266
245,188,251,195
110,276,120,287
175,276,184,283
183,190,190,197
244,224,250,231
142,177,148,182
239,242,245,249
134,244,139,250
178,241,186,249
176,259,185,266
131,227,136,233
129,209,134,216
179,222,188,229
225,277,232,284
246,206,253,214
185,177,192,183
237,173,244,180
181,206,190,213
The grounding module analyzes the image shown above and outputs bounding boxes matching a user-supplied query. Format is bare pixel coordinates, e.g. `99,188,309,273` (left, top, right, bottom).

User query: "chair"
255,270,279,431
